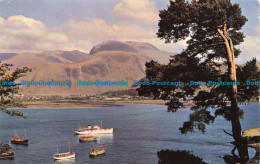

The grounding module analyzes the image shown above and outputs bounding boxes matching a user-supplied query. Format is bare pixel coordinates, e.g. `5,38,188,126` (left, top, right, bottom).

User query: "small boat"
53,152,75,160
10,131,28,145
89,147,106,156
53,141,75,160
79,136,98,142
89,136,105,156
0,152,14,159
74,121,113,135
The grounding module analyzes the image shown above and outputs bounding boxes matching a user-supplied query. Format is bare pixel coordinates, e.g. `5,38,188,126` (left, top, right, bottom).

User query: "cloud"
0,0,12,5
111,0,159,25
62,18,184,53
0,15,185,55
62,18,157,44
0,15,92,53
236,36,260,64
258,0,260,20
235,26,260,64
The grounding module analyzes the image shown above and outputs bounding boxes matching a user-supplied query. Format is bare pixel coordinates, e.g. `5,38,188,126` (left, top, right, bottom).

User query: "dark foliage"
0,62,31,154
157,149,208,164
237,58,260,102
138,58,259,134
223,154,241,164
0,143,16,154
137,0,259,134
0,62,31,118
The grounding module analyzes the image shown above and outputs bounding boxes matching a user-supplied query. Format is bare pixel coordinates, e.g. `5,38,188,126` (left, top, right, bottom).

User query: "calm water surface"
0,103,259,164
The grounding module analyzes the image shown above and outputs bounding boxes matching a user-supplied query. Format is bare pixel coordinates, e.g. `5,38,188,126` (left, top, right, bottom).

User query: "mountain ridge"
2,41,173,96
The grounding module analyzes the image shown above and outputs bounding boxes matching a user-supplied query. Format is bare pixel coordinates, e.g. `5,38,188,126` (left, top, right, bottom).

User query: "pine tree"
138,0,259,162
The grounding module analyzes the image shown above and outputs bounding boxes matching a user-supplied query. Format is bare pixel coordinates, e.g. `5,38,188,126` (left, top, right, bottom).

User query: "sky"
0,0,259,64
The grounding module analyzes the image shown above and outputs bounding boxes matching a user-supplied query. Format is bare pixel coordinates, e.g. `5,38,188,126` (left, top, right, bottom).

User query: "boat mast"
24,130,27,139
14,130,17,138
101,120,102,129
69,141,70,153
57,144,58,154
79,122,82,130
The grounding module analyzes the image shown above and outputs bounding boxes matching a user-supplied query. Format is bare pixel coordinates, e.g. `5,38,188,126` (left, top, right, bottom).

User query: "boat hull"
53,153,75,160
11,140,28,145
89,149,105,156
75,128,113,135
0,152,14,159
79,137,97,142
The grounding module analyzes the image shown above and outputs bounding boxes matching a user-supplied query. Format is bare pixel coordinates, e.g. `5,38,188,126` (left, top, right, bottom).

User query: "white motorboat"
74,121,113,135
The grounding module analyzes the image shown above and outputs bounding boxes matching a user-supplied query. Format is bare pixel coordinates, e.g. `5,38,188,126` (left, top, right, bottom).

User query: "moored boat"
10,138,28,145
0,152,14,159
10,131,28,145
89,136,106,156
89,147,106,156
53,152,76,160
53,141,75,160
74,121,113,135
79,136,98,142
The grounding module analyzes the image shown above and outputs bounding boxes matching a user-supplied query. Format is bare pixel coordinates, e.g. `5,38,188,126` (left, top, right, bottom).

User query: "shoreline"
24,99,193,109
24,99,259,109
25,100,122,109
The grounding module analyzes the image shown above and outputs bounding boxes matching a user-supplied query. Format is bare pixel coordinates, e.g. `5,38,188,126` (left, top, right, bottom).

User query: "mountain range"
2,41,172,96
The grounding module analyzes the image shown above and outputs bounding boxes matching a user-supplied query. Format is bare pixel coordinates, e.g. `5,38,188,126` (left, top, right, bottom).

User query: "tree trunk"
218,24,249,163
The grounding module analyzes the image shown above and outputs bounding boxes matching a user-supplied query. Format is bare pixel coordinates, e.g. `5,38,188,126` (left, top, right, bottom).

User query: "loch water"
0,103,259,164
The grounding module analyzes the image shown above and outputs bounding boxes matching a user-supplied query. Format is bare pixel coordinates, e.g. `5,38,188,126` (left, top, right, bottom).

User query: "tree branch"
217,29,227,42
235,64,243,72
218,24,237,82
223,24,235,62
223,129,233,137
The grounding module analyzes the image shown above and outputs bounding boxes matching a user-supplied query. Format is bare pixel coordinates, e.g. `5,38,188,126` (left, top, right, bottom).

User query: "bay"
0,103,259,164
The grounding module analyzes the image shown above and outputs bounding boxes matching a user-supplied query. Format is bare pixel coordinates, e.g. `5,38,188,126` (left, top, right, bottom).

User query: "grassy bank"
23,99,196,109
24,99,121,109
